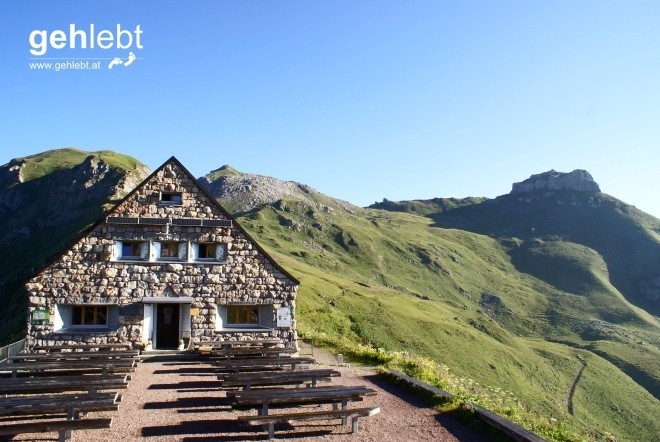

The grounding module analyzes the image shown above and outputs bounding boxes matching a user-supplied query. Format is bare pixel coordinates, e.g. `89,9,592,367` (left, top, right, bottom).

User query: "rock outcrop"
511,170,600,194
199,165,358,214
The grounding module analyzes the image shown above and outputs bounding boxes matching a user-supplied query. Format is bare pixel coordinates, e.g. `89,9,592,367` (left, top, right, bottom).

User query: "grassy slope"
0,148,148,342
235,196,660,442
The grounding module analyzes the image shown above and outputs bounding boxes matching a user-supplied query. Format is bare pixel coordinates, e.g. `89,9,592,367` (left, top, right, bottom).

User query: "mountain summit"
511,169,600,194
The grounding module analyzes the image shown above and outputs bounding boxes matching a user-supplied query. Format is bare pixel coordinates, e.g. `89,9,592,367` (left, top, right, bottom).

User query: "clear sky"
1,1,659,218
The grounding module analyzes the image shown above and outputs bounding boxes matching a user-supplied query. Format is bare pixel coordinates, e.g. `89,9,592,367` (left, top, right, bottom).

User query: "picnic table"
213,356,316,374
218,368,341,390
227,384,378,416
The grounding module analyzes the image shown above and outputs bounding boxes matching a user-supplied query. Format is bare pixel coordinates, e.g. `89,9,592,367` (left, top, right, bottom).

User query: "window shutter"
191,243,199,261
140,242,149,259
152,242,161,260
113,241,122,260
178,242,188,261
216,244,226,261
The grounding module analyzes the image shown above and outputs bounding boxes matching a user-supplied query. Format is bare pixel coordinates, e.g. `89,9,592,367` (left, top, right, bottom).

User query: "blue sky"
2,1,659,218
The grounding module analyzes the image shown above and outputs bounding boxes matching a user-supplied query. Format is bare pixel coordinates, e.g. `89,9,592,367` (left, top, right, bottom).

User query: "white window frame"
53,304,119,331
159,191,183,205
114,240,149,261
155,241,188,261
215,303,274,330
192,242,227,262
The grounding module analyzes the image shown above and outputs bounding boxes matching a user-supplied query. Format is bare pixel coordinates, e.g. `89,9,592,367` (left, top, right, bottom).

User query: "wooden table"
9,350,140,362
227,385,378,415
213,356,316,374
210,347,297,359
219,368,341,390
196,338,283,351
0,391,120,417
0,374,129,395
33,343,132,352
0,392,118,441
0,360,136,378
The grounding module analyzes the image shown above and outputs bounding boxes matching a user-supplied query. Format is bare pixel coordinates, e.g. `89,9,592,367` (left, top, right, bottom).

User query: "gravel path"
14,349,494,441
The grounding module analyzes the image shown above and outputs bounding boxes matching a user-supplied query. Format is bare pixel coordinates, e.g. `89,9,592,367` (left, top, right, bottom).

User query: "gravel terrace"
13,348,495,442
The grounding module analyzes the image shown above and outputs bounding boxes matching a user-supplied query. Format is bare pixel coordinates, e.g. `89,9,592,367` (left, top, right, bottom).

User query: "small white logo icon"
108,51,137,70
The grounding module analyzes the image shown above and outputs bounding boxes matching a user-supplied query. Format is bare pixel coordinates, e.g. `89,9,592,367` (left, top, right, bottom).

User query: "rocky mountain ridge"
199,165,358,214
511,169,601,194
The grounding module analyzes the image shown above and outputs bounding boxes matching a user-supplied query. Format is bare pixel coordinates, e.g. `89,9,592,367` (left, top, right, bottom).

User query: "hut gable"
25,157,298,349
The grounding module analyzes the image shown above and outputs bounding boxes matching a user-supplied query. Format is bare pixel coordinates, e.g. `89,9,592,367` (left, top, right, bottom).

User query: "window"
216,304,275,330
155,241,187,261
71,306,108,326
160,242,179,258
193,243,227,261
227,305,260,325
53,304,119,331
160,192,182,205
115,241,149,260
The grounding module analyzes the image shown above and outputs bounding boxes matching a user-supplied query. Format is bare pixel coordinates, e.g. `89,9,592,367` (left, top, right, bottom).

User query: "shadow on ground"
365,373,512,442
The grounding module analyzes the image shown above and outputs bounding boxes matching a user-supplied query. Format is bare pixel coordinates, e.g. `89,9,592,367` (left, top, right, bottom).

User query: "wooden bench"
33,343,132,352
0,417,112,441
0,392,119,418
0,360,136,378
196,338,284,352
10,350,140,362
213,356,316,374
219,368,341,390
228,385,377,415
210,348,297,359
0,375,129,395
238,406,380,439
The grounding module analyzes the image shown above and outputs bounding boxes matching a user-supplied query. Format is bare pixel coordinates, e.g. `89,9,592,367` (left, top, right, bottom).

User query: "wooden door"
156,304,179,349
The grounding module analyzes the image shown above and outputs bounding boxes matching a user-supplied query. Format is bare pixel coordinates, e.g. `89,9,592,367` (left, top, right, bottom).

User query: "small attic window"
160,191,182,205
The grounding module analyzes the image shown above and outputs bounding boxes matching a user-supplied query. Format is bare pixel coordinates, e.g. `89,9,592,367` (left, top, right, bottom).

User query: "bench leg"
268,423,275,440
352,416,359,434
341,399,348,425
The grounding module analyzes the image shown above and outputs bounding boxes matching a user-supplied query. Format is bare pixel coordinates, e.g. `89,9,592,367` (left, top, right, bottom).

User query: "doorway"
156,304,179,349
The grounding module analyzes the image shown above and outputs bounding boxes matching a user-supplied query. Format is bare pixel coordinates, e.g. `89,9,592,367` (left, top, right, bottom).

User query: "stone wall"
25,161,298,349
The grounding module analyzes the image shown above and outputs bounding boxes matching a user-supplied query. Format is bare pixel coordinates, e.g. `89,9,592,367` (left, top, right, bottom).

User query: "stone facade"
25,158,299,350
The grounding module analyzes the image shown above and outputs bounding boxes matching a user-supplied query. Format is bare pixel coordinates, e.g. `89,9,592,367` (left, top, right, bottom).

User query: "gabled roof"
30,156,300,285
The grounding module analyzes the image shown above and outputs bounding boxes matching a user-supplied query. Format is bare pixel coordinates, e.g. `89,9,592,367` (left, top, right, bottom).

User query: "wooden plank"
0,391,120,408
0,362,135,378
220,368,340,382
238,406,381,425
10,350,139,362
220,369,340,390
238,407,381,438
0,374,128,386
210,348,296,359
465,402,546,442
228,385,377,407
0,417,113,436
34,344,131,352
387,370,454,400
0,378,128,395
212,356,315,369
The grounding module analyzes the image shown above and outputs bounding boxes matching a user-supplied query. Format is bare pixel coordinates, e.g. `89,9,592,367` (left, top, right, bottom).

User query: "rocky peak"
200,169,358,214
511,170,600,194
